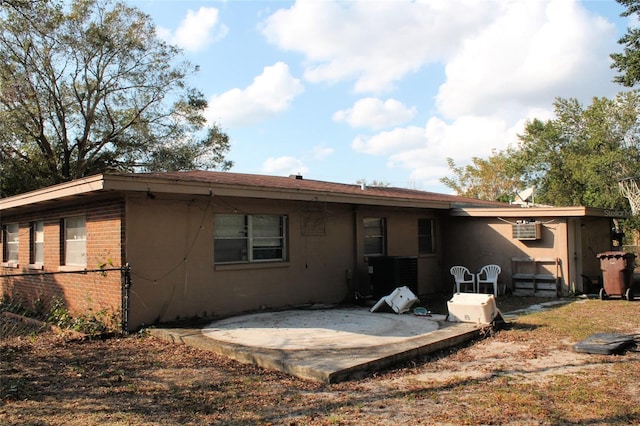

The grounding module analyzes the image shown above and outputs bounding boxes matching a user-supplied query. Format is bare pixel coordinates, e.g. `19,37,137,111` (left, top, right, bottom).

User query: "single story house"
0,171,624,331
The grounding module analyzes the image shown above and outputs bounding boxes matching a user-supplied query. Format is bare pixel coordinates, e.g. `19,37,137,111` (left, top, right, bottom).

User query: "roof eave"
0,174,106,211
450,206,628,218
1,174,452,212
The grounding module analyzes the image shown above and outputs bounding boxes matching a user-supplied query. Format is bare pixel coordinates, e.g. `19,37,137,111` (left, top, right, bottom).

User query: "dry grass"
1,296,639,425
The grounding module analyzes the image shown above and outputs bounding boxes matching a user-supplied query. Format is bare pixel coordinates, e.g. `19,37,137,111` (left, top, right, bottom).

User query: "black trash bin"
596,251,636,300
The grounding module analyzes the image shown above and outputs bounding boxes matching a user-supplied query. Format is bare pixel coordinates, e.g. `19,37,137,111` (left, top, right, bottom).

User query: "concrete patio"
149,306,488,383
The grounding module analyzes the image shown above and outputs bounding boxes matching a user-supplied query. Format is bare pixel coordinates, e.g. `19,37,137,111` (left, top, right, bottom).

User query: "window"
64,216,86,266
418,218,435,254
363,217,385,256
3,223,19,264
30,221,44,265
214,214,286,264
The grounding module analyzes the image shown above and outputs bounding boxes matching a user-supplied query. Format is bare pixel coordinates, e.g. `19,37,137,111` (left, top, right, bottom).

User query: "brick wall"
1,198,125,323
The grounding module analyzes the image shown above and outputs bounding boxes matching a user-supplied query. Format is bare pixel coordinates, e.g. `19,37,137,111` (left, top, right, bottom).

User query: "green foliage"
611,0,640,87
442,92,640,213
440,149,522,202
515,93,640,209
47,298,74,329
46,298,119,336
0,0,232,197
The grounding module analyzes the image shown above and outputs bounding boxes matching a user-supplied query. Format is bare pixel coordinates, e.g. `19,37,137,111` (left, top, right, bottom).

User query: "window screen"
363,217,385,256
31,221,44,264
214,214,286,264
64,216,86,266
3,223,19,263
418,218,435,254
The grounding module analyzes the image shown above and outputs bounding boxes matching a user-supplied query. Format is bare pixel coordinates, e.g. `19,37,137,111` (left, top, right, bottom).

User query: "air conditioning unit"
512,222,542,240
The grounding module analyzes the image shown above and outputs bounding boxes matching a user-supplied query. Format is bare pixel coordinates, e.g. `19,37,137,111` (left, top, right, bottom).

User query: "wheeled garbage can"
597,251,636,300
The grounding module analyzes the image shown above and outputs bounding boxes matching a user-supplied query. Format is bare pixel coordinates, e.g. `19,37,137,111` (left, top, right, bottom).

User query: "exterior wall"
443,216,613,295
0,199,124,322
124,194,356,328
353,206,445,296
580,217,618,289
124,194,445,329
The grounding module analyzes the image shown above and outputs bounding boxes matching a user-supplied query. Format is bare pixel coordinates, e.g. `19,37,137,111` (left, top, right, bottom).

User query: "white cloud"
351,126,426,156
159,7,228,52
259,0,619,191
261,0,497,93
205,62,305,127
312,145,334,160
333,98,417,130
436,0,618,119
381,112,550,191
262,156,309,176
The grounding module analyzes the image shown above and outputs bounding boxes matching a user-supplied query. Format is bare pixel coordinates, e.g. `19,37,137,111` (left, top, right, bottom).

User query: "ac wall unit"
512,222,542,240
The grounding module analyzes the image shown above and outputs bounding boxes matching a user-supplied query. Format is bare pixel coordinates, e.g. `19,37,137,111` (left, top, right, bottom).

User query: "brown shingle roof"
120,171,508,207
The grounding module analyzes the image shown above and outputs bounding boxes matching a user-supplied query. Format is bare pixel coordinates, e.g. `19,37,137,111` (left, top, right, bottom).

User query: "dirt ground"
1,296,639,425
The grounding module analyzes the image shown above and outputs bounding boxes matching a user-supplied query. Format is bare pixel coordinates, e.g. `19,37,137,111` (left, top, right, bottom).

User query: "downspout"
121,264,131,333
352,205,362,301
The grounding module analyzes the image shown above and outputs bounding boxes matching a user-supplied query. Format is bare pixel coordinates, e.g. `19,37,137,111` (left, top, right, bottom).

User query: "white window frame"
214,214,287,264
63,216,86,267
363,217,386,256
30,220,44,266
3,223,19,265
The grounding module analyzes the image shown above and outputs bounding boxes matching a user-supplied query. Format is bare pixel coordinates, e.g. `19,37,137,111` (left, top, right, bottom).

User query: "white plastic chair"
477,264,501,296
450,266,475,293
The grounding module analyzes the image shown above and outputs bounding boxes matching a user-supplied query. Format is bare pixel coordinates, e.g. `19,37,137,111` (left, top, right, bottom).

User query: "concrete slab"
149,307,486,383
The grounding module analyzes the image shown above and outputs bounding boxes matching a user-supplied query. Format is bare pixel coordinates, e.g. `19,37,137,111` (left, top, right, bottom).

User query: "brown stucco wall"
124,194,359,328
442,215,613,295
124,194,446,329
0,200,124,322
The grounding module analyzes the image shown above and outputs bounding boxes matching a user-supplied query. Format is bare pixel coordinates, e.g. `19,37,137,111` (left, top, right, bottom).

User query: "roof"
1,171,625,218
0,170,507,213
123,171,507,206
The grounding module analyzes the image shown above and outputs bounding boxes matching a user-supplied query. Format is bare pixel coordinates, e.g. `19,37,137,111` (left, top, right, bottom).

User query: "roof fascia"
1,173,453,212
0,174,106,211
450,206,627,218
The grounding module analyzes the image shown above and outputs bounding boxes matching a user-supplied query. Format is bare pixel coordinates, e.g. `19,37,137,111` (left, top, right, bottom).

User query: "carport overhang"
450,206,632,219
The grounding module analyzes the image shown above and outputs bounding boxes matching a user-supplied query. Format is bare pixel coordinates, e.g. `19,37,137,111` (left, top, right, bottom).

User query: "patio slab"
149,306,487,383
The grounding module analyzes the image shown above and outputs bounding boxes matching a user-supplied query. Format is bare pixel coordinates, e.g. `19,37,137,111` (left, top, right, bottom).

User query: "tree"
440,92,640,211
611,0,640,87
515,93,640,209
0,0,232,197
440,150,522,202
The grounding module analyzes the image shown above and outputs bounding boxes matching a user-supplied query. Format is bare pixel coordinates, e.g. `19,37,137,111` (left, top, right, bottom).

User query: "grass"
1,296,639,425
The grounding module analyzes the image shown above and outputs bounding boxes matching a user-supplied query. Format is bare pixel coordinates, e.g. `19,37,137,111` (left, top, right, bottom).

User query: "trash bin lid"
597,251,635,259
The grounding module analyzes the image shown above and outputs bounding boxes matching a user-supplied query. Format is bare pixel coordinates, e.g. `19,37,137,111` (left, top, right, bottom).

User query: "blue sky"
129,0,631,193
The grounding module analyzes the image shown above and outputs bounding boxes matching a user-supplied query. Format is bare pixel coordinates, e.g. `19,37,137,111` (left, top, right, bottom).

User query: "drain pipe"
121,264,131,333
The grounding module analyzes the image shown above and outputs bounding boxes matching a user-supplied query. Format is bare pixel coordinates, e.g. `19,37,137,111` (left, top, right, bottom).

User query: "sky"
129,0,633,194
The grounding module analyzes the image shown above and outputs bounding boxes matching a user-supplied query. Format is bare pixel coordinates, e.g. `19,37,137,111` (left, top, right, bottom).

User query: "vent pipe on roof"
361,183,366,190
289,174,303,180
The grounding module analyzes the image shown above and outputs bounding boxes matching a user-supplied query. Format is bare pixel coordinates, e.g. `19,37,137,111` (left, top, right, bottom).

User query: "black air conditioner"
368,256,418,298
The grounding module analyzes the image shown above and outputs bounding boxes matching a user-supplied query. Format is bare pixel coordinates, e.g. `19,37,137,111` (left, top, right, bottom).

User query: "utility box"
597,251,636,300
447,293,500,324
368,256,418,298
